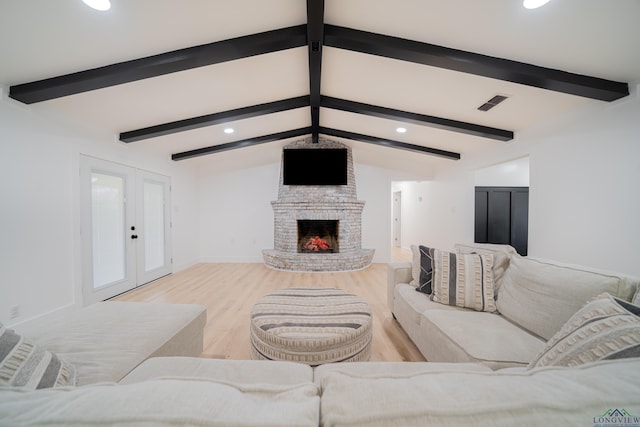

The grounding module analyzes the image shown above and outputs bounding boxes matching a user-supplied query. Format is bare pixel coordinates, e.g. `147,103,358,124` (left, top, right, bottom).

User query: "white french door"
136,171,172,285
80,156,172,305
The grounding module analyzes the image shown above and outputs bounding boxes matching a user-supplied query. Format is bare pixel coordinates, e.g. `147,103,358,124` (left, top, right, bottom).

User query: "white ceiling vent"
478,95,509,112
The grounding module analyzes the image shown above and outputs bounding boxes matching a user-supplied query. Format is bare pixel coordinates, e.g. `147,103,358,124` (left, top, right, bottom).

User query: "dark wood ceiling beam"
172,127,312,161
120,96,310,143
324,25,629,102
321,96,513,141
306,0,325,143
10,25,308,104
319,127,460,160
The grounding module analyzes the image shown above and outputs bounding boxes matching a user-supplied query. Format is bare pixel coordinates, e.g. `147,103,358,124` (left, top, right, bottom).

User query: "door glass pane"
144,180,165,272
91,172,126,288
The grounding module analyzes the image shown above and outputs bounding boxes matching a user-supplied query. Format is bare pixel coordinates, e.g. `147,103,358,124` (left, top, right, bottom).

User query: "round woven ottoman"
250,287,372,365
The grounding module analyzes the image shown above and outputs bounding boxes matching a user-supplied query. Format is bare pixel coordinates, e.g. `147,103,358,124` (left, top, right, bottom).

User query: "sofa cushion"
496,255,635,340
419,310,545,368
318,358,640,427
394,284,463,326
15,302,206,385
529,293,640,369
427,249,496,312
634,287,640,305
455,243,517,292
314,361,492,385
0,378,320,426
121,357,314,386
0,324,76,389
392,284,473,364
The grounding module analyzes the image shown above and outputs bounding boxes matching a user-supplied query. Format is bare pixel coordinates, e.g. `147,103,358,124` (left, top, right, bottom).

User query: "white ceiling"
1,0,639,173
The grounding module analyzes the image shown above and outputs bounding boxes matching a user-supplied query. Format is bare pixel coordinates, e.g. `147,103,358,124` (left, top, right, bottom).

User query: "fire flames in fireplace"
303,236,332,252
297,220,338,253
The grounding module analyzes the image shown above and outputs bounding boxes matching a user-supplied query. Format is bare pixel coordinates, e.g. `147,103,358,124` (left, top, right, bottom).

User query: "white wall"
355,163,397,263
394,85,640,277
198,161,280,262
474,157,530,187
0,99,76,326
526,91,640,274
0,92,200,325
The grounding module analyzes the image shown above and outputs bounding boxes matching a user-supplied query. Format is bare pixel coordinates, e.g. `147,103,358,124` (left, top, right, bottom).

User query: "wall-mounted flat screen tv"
283,148,348,185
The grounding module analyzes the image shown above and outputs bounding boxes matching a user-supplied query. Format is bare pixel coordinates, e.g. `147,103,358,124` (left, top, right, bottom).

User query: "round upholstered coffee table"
250,287,372,365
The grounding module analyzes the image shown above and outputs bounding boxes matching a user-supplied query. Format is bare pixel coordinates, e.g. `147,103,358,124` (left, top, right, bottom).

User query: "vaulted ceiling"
2,0,639,173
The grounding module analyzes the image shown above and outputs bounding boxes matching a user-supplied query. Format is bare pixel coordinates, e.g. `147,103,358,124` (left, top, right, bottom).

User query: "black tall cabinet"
475,187,529,256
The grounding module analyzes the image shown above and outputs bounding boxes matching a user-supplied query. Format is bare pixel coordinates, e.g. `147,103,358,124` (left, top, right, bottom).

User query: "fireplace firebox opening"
297,220,338,253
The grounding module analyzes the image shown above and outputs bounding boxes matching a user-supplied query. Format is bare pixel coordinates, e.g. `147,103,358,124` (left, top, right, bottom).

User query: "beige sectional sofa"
388,243,640,369
2,254,640,426
3,356,640,426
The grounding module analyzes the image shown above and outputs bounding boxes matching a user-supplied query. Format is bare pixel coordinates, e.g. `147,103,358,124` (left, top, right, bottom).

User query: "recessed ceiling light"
523,0,551,9
396,127,407,134
82,0,111,11
224,128,234,134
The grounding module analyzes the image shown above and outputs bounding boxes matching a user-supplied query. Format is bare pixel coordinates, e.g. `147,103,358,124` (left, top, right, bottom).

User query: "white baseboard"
8,302,79,330
197,256,265,263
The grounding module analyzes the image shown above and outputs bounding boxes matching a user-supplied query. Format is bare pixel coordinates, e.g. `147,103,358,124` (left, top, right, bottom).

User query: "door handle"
131,234,138,239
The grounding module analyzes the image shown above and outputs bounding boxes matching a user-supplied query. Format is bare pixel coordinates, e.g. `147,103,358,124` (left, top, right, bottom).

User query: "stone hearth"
262,138,374,272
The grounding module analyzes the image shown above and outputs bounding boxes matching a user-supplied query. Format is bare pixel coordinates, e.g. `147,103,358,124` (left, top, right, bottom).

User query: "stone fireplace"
262,138,374,271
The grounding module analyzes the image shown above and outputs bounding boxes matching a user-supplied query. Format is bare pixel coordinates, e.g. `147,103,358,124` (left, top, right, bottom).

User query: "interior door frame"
392,191,402,248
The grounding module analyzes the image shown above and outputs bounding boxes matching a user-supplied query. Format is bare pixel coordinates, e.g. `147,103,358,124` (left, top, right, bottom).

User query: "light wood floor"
113,259,425,362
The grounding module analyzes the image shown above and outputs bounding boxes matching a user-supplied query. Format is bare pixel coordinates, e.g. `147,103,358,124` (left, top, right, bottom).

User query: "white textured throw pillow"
428,248,496,313
0,323,76,389
454,243,516,292
528,293,640,369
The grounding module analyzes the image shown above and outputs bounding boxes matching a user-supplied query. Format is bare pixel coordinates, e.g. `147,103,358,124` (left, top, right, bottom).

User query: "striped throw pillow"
428,248,496,312
528,293,640,369
0,323,76,389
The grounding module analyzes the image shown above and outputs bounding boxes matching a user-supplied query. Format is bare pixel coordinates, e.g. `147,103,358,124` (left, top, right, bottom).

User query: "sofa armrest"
15,302,206,385
387,262,413,311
